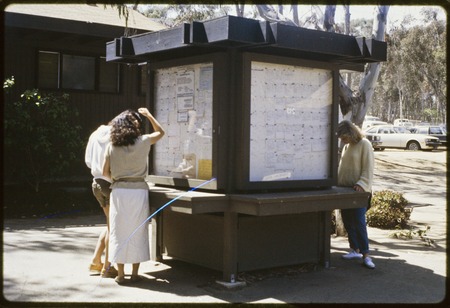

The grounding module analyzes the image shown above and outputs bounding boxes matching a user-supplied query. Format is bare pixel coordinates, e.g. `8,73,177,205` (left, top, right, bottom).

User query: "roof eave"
106,15,387,70
5,11,151,39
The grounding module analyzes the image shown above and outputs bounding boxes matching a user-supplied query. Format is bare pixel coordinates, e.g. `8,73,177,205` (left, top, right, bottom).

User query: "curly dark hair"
110,109,143,146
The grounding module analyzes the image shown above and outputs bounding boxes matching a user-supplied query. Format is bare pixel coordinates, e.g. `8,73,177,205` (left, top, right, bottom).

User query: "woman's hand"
138,107,151,117
353,185,364,192
138,107,165,144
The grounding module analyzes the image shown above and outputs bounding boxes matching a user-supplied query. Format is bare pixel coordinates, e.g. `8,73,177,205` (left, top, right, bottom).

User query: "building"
3,3,165,179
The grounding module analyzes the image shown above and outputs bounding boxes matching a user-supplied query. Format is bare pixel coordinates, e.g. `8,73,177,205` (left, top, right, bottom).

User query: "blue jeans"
341,207,369,255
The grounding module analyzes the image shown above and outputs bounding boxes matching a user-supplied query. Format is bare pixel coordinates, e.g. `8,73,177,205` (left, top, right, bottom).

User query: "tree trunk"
291,4,299,26
324,5,336,32
344,5,350,34
256,4,297,26
235,4,244,17
338,5,389,128
334,210,347,237
343,5,352,92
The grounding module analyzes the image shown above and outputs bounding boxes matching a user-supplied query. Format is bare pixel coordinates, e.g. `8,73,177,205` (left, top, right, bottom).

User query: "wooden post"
151,214,163,262
320,211,332,268
222,210,238,282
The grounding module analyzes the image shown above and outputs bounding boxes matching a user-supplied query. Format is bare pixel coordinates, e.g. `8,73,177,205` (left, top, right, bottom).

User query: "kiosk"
106,16,386,282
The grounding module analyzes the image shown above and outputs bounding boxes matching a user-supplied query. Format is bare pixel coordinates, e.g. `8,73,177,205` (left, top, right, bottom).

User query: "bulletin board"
152,62,214,181
249,61,333,182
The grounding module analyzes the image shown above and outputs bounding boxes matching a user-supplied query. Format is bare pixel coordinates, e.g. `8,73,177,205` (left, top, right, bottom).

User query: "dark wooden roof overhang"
4,11,150,46
106,15,387,71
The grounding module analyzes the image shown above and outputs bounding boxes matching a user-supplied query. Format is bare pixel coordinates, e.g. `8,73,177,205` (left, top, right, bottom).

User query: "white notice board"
153,63,213,180
249,61,332,182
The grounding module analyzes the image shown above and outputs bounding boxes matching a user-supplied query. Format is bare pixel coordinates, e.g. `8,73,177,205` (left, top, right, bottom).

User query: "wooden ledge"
149,186,369,216
149,186,228,214
229,187,370,216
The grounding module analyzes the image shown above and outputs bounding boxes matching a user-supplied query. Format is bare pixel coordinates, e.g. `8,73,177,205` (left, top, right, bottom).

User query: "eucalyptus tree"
339,6,389,126
138,4,230,27
235,3,245,17
405,10,447,124
372,8,446,124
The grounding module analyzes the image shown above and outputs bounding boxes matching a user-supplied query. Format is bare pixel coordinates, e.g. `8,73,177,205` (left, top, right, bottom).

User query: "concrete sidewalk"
2,205,447,305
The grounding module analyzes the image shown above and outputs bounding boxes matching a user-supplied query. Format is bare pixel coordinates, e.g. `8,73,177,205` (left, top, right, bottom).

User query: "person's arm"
102,144,112,179
138,107,165,145
355,139,374,192
85,133,94,169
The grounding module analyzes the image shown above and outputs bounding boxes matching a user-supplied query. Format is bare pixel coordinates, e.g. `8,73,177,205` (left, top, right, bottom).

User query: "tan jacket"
338,138,374,192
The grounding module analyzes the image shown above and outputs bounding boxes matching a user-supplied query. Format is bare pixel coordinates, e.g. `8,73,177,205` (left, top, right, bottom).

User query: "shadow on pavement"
3,215,447,304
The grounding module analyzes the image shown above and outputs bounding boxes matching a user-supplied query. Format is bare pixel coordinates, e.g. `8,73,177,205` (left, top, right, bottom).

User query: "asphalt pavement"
2,150,448,305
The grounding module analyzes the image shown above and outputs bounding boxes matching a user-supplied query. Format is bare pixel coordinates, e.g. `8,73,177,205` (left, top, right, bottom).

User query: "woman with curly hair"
103,108,165,284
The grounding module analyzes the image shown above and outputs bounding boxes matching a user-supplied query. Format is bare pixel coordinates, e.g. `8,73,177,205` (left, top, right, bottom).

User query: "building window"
38,51,59,89
62,54,95,90
38,51,119,93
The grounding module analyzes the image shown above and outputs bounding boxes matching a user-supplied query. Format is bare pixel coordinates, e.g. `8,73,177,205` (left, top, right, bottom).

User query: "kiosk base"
150,186,369,282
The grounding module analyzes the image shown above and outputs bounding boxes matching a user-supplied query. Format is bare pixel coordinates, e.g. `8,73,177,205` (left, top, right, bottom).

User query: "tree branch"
324,5,336,32
256,4,298,26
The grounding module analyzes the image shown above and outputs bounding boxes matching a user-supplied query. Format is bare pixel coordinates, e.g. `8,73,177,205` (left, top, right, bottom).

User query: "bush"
366,190,411,229
4,80,84,192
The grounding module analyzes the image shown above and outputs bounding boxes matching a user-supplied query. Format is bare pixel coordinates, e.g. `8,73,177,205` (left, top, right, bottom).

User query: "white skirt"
109,188,150,264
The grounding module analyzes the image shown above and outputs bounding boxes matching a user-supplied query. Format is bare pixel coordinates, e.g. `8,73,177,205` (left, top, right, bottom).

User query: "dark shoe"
130,275,143,283
115,276,126,285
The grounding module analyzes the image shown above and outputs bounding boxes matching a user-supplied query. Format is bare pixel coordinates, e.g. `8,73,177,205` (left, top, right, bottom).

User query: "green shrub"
366,190,411,229
4,78,84,192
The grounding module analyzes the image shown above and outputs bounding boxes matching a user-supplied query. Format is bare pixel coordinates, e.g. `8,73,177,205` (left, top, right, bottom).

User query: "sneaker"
363,257,376,269
89,263,103,275
342,250,363,260
101,266,118,278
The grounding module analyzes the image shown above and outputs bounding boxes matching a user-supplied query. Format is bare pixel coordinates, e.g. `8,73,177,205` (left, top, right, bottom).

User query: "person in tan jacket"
337,120,375,269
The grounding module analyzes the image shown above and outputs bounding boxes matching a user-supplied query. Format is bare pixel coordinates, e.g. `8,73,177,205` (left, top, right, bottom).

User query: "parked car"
362,120,388,130
393,118,414,129
364,125,440,151
364,115,381,122
392,126,411,134
410,126,447,146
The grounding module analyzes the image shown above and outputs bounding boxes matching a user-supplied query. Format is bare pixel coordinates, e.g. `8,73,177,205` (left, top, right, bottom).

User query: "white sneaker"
342,250,363,260
363,256,376,269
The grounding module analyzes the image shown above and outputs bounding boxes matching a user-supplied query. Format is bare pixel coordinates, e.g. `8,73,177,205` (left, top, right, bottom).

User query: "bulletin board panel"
148,56,220,190
236,53,339,191
250,62,332,181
